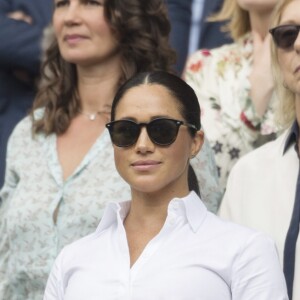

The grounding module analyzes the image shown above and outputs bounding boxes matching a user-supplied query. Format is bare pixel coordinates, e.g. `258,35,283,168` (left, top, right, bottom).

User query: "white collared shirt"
220,128,299,299
44,192,287,300
0,112,221,299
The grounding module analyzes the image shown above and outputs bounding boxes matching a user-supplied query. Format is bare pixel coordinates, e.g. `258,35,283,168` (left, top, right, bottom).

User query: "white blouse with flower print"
184,33,278,191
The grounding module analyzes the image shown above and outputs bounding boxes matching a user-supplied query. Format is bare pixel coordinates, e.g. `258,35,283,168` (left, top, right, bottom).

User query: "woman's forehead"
115,84,182,119
280,1,300,23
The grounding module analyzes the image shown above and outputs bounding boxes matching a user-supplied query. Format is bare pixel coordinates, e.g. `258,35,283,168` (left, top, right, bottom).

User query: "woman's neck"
249,11,273,39
77,59,122,114
125,200,168,232
126,188,190,228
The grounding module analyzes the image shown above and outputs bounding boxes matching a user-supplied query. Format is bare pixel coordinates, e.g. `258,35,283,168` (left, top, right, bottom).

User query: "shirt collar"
96,191,208,234
283,120,299,155
171,191,208,233
95,200,131,233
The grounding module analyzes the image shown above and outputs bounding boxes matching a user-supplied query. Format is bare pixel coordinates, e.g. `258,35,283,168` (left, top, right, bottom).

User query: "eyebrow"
117,115,177,122
279,20,300,26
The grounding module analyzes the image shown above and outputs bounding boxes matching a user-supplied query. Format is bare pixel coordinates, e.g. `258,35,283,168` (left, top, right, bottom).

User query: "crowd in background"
0,0,299,299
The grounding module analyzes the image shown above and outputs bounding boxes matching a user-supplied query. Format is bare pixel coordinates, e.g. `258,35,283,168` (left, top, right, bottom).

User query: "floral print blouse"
0,112,221,300
184,33,278,191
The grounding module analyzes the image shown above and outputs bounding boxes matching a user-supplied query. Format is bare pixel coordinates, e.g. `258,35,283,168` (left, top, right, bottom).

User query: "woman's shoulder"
9,109,45,144
54,231,100,269
186,40,246,70
184,41,251,88
207,211,277,256
10,115,33,138
229,128,290,175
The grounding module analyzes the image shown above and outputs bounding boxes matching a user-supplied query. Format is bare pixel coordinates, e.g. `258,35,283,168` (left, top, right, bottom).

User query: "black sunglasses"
269,25,300,50
106,118,198,147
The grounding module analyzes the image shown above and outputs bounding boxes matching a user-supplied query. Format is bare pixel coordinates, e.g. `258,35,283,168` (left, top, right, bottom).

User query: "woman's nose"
64,4,81,26
134,127,155,154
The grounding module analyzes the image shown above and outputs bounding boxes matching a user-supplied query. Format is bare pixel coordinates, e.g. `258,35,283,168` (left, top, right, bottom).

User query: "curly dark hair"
31,0,176,135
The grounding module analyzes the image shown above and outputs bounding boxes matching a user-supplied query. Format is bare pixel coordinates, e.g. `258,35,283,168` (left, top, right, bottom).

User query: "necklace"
79,108,111,122
79,104,112,121
80,111,100,121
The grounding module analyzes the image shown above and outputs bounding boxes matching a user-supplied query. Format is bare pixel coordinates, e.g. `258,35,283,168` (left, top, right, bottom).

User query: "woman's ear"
190,130,204,158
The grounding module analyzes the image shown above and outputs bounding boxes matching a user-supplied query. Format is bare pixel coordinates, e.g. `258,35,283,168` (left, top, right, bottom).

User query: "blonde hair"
270,0,296,128
208,0,250,40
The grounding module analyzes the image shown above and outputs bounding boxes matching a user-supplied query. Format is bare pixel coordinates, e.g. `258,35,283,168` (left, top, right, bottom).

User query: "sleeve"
43,251,65,300
183,49,261,190
164,0,192,74
231,233,288,299
0,128,20,298
0,1,51,75
191,135,222,213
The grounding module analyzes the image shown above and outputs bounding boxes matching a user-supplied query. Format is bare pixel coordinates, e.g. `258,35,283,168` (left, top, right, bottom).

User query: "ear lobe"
190,130,204,158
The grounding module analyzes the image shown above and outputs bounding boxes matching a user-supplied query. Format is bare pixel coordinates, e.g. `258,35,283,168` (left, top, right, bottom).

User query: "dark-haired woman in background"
0,0,221,299
44,71,287,300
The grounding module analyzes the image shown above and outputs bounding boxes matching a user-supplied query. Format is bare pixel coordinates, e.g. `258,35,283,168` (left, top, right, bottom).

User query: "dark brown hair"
31,0,176,135
110,71,201,196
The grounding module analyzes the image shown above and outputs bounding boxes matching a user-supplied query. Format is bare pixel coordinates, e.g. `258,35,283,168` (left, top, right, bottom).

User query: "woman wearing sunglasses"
220,0,300,299
44,71,287,300
0,0,222,299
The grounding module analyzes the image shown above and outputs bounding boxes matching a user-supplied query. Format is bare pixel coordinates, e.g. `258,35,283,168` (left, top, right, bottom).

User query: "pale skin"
238,0,278,116
112,84,204,266
250,32,274,117
52,0,122,180
56,65,121,180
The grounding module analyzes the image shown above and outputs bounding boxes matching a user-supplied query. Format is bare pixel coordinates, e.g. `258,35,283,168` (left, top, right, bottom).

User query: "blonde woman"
184,0,278,190
220,0,300,298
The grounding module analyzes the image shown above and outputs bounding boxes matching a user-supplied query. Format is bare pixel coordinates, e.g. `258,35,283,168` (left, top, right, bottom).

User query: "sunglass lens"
110,121,139,147
274,26,299,49
148,119,179,145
